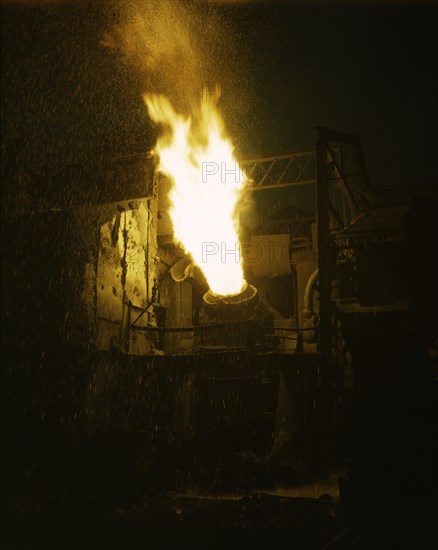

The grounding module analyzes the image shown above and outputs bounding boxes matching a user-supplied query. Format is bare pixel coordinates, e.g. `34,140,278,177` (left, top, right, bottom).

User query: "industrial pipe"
303,269,319,321
169,256,195,283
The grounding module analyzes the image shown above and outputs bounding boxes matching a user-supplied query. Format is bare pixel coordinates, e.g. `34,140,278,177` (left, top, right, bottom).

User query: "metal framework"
235,135,370,357
315,126,369,356
240,150,316,191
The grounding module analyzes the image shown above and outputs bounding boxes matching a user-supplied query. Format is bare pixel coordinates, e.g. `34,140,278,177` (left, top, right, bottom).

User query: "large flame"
144,94,248,296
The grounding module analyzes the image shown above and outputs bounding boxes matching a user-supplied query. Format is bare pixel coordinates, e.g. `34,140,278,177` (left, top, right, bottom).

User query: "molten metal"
202,282,256,307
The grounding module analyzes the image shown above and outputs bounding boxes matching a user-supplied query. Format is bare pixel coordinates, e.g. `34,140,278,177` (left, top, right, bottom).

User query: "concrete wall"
72,199,159,354
159,275,194,354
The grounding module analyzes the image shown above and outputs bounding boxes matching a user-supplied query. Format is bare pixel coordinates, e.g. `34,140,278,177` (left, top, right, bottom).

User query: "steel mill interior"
1,1,437,549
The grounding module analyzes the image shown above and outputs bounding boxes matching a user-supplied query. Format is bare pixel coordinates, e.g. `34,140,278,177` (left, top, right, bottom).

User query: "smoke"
0,0,87,4
101,0,256,232
100,1,255,122
101,1,209,115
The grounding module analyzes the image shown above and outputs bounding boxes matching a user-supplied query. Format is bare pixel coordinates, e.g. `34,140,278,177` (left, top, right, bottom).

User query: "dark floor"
2,486,343,550
2,473,437,550
1,341,436,549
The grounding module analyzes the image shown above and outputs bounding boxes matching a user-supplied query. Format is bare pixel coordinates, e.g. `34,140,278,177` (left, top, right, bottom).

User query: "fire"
144,93,248,296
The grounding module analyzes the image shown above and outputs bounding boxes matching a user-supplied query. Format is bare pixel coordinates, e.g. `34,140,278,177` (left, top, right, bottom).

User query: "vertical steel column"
315,128,331,357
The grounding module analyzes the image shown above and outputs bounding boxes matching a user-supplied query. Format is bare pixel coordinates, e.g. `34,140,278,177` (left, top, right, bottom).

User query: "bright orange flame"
144,94,248,296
